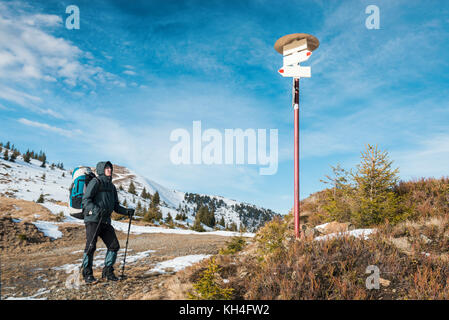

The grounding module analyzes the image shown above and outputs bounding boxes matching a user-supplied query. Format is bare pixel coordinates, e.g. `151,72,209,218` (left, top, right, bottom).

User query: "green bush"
219,236,247,255
55,211,65,222
188,257,233,300
17,234,27,241
255,216,288,258
36,194,45,203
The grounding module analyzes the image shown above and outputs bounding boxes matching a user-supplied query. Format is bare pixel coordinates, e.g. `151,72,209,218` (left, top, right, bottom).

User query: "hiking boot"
82,268,96,284
102,266,119,281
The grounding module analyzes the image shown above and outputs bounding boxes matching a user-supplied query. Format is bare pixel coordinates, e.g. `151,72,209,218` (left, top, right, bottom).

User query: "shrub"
192,215,205,232
143,207,162,223
219,236,247,255
36,194,45,203
188,257,233,300
55,211,65,222
17,234,27,241
255,216,288,258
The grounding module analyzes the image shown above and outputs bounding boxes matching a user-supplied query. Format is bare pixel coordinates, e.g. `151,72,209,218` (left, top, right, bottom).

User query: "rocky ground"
1,215,238,300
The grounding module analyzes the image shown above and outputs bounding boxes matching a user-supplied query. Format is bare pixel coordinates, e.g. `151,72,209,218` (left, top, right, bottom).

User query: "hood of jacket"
96,161,113,179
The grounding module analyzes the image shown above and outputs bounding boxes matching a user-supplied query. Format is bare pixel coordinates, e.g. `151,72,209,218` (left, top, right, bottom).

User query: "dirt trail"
1,222,234,300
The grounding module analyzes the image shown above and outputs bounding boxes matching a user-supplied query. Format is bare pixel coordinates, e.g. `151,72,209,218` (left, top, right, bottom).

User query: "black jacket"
82,161,127,224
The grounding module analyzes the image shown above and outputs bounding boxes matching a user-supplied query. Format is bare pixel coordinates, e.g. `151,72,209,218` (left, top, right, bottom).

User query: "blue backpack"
68,166,98,219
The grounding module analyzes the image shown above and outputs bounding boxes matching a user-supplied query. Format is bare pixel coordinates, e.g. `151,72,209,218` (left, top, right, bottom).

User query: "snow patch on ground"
314,228,376,241
31,220,63,239
53,248,155,272
5,288,50,300
147,254,211,274
314,222,330,231
111,220,254,237
40,202,84,224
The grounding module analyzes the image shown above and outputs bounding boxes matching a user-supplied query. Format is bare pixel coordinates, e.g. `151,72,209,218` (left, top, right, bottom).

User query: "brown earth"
0,197,243,300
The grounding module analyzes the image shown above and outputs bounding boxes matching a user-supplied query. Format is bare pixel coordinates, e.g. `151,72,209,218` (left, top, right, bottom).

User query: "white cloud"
21,13,63,27
392,134,449,179
123,70,137,76
0,85,41,107
17,118,78,137
0,2,122,88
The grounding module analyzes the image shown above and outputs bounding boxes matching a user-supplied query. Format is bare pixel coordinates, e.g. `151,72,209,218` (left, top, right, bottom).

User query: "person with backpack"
81,161,135,283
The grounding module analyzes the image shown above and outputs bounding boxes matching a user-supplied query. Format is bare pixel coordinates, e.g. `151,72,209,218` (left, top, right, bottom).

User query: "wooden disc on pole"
274,33,320,54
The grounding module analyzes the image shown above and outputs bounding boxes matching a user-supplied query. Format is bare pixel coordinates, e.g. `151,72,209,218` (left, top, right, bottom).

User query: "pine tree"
196,206,215,228
23,150,31,163
188,257,233,300
40,152,46,168
219,216,225,228
227,222,238,232
151,191,160,208
9,151,16,162
36,193,45,203
192,213,205,232
351,144,404,226
5,141,10,150
128,181,137,195
320,164,353,222
141,187,149,199
165,212,173,223
3,149,9,161
136,201,142,215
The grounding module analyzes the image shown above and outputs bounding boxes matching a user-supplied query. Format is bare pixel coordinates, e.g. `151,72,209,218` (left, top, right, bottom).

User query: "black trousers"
84,222,120,255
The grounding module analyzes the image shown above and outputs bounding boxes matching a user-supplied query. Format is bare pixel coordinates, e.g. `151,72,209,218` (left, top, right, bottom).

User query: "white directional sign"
283,50,312,66
278,65,311,78
282,38,308,56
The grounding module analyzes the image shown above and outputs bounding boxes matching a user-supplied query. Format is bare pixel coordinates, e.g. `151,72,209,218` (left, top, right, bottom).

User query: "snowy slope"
0,148,278,232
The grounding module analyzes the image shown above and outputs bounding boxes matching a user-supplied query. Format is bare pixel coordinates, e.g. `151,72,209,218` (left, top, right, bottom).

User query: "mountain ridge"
0,146,279,232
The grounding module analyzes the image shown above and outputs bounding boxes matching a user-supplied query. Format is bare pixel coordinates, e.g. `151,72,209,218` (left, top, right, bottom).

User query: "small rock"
420,234,432,244
379,278,391,287
315,221,350,235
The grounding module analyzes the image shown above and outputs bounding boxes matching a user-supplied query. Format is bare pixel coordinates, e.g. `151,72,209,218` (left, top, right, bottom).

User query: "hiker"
81,161,134,283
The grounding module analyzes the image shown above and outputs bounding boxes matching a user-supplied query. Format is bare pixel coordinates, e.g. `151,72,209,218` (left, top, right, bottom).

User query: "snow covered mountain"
0,148,278,232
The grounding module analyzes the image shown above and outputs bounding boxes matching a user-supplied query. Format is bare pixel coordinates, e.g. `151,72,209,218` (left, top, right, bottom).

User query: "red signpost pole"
293,78,300,239
275,33,319,240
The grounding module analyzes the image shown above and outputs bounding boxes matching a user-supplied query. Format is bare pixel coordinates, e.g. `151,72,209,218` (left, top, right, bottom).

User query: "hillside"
162,179,449,300
4,141,449,300
0,143,273,300
0,144,278,233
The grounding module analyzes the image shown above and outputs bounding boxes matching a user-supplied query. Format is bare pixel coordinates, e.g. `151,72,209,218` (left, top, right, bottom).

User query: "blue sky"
1,0,449,214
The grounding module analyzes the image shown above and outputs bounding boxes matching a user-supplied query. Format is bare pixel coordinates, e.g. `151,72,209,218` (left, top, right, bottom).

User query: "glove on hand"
126,208,135,217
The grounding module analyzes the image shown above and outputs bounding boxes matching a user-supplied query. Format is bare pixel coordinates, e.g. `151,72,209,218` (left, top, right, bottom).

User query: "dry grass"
175,209,449,300
0,196,60,222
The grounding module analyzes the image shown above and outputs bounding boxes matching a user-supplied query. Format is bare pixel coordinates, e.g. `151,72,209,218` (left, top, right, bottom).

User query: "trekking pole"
120,213,132,280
